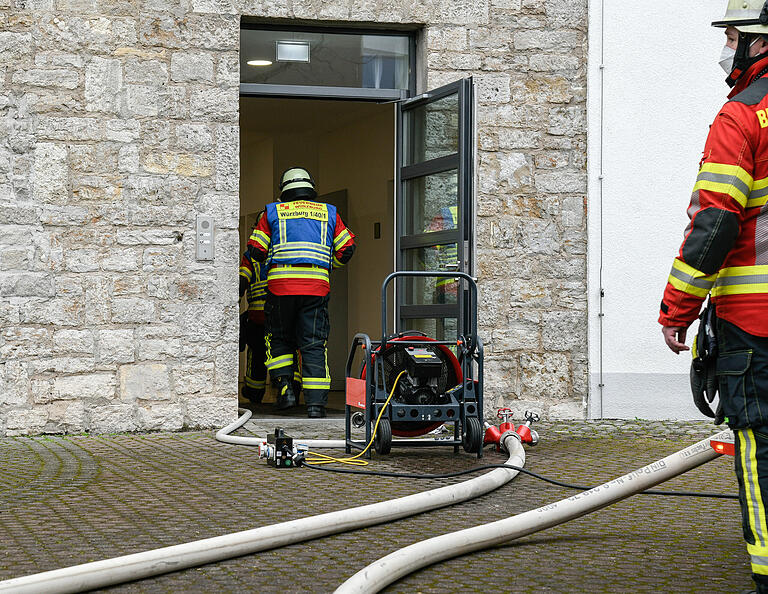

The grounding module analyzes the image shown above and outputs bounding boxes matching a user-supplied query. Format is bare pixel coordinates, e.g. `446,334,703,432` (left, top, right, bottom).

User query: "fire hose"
0,428,526,593
334,428,731,593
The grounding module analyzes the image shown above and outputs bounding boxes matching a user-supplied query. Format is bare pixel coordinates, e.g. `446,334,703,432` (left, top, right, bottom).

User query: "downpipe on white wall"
335,428,731,593
0,422,526,594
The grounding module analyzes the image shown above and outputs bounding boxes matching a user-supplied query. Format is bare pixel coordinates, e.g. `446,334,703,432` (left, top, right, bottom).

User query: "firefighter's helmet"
279,167,316,201
713,0,768,34
713,0,768,86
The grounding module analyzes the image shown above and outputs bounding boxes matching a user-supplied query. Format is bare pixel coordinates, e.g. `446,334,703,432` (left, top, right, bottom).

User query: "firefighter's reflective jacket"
239,250,267,319
431,205,458,292
660,55,768,336
247,199,355,296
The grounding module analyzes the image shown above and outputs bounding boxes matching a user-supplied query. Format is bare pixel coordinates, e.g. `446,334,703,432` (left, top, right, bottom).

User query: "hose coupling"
499,429,521,453
515,411,540,445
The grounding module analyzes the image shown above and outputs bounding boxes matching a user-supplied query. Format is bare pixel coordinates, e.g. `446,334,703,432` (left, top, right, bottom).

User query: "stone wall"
0,0,587,435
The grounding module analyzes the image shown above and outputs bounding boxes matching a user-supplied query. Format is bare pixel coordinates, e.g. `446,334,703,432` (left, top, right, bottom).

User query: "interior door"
396,77,474,340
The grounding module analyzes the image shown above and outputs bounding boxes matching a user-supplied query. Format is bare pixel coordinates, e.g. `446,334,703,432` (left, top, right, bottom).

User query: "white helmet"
713,0,768,86
713,0,768,33
279,167,316,201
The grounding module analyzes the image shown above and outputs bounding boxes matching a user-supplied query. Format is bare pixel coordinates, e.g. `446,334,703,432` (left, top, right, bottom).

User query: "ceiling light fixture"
247,59,273,66
276,40,310,63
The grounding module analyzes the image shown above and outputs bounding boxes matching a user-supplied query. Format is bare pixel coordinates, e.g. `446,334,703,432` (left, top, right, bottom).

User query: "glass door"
396,78,474,340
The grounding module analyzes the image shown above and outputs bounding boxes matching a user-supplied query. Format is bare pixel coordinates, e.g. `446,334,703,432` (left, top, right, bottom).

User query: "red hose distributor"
483,422,502,448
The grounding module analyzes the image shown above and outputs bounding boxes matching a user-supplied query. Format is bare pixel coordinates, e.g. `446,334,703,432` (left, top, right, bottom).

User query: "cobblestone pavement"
0,417,753,593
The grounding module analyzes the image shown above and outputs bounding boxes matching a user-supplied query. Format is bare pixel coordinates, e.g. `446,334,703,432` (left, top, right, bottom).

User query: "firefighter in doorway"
659,2,768,591
248,167,356,418
239,248,268,404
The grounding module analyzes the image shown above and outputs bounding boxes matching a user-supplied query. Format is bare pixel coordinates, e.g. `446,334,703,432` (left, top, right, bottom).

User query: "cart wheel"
374,418,392,455
462,417,482,453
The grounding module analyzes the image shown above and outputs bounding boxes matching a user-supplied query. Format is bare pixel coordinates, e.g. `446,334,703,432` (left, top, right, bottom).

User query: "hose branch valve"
515,411,540,445
483,421,502,449
494,407,518,450
496,407,515,434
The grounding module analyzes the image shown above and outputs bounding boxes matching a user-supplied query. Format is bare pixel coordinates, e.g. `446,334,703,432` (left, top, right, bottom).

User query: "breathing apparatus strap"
727,34,768,87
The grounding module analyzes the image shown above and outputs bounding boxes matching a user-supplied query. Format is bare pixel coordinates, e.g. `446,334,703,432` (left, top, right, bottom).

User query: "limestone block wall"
0,0,587,435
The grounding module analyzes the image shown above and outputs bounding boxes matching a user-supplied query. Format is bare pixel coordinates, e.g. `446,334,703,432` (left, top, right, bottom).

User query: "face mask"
719,44,736,74
720,37,762,74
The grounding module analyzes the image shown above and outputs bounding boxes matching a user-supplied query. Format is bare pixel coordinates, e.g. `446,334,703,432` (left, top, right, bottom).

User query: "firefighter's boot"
274,375,297,410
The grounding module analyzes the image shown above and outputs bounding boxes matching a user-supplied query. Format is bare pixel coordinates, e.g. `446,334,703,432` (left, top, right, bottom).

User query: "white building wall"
587,1,729,419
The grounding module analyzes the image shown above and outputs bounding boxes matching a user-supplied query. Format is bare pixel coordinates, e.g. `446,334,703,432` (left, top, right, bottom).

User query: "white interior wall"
587,1,728,418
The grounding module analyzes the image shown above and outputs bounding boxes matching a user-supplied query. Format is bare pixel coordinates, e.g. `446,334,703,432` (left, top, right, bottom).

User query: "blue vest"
265,200,337,270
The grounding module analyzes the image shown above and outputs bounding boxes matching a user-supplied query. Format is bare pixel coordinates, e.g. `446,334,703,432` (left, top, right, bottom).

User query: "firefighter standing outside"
659,2,768,591
248,167,355,418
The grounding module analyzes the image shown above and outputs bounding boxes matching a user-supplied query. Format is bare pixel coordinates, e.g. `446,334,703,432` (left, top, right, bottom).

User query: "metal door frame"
395,77,475,336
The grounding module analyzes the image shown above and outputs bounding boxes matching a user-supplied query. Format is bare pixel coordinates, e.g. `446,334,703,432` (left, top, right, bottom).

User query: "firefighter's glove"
239,311,247,352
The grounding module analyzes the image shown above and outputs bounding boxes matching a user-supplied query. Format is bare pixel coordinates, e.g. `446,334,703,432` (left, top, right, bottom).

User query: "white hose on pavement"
215,407,347,449
335,428,732,593
0,433,525,594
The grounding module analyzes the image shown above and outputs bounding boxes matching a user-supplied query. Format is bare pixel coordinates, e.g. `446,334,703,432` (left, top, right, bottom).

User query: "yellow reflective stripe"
332,255,345,268
668,274,711,298
711,265,768,296
333,228,352,250
249,229,270,250
747,176,768,208
303,343,330,390
275,241,330,249
666,258,716,298
693,178,749,208
740,430,768,555
244,377,266,389
265,353,293,370
694,163,753,208
268,265,330,282
700,162,754,187
718,264,768,277
712,282,768,296
272,248,331,262
239,266,253,281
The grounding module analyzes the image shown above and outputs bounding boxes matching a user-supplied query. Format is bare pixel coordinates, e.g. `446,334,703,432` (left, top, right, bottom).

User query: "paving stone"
0,419,752,592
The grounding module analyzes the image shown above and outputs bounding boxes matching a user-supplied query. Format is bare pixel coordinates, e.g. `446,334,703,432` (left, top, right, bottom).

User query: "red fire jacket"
660,55,768,337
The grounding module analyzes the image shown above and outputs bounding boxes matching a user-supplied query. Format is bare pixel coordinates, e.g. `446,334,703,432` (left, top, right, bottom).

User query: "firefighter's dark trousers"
717,318,768,590
264,292,330,407
243,317,266,402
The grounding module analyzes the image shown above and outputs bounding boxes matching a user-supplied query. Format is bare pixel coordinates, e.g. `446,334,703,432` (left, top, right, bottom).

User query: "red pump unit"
344,271,485,458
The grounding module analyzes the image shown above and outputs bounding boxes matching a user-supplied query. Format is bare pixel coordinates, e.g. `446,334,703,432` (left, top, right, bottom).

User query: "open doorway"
238,97,395,416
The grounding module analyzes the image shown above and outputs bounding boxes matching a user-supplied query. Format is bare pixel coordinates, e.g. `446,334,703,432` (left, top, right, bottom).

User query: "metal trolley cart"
344,271,484,458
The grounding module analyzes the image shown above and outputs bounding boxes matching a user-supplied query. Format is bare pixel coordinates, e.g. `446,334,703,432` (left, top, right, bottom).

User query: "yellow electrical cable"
304,370,407,467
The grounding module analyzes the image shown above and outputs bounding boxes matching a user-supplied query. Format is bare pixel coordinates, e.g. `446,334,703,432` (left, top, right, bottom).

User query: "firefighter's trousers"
717,317,768,591
264,292,330,407
243,317,266,402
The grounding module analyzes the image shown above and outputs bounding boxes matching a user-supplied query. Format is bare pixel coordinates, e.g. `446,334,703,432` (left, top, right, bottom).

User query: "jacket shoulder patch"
730,77,768,105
